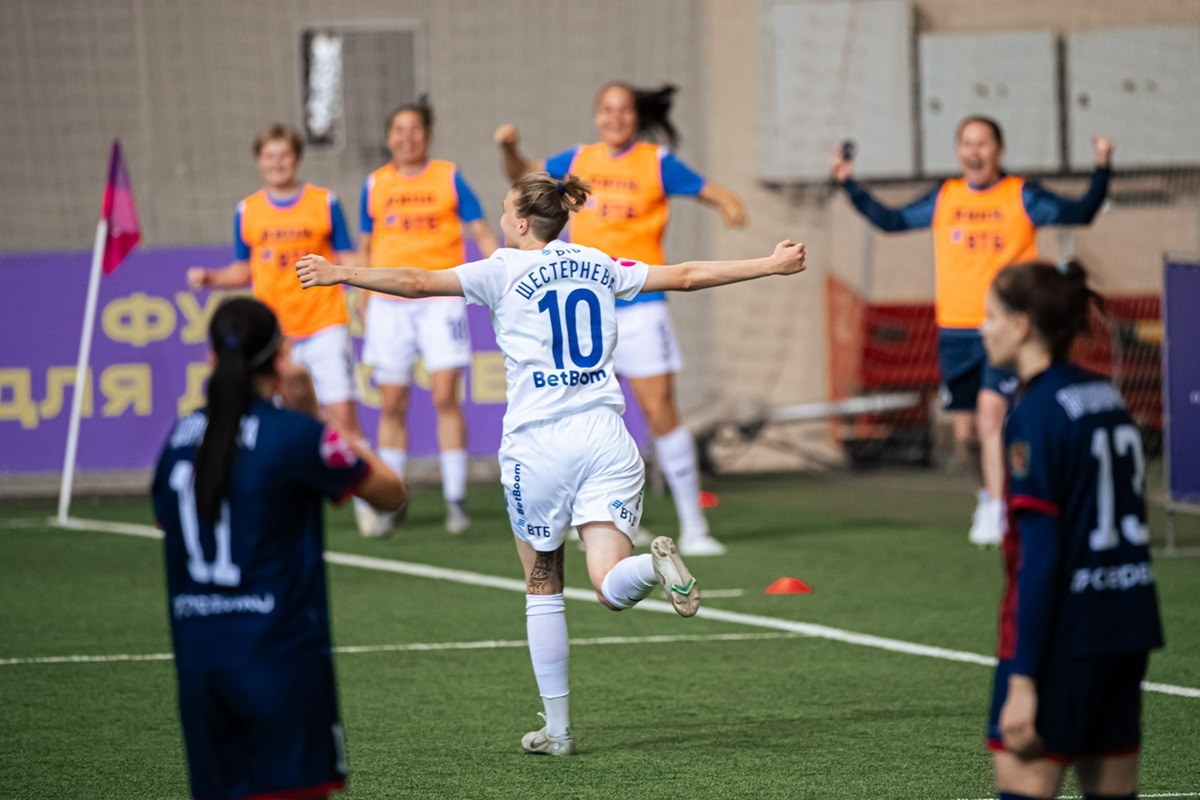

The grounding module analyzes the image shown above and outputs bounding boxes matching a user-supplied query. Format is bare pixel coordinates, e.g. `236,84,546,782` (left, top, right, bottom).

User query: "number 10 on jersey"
537,289,603,370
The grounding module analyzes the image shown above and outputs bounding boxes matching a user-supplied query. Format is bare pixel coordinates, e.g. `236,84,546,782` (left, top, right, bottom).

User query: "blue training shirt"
999,362,1163,673
152,399,369,670
546,145,706,307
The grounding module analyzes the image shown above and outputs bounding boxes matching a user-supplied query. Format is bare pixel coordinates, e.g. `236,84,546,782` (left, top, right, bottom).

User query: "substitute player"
185,124,384,537
495,82,746,556
296,172,806,755
152,297,405,800
979,261,1163,799
831,117,1113,547
360,98,498,536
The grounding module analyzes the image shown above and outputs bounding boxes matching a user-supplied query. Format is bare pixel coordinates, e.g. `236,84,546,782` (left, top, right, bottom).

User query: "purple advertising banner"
0,246,647,474
1164,260,1200,504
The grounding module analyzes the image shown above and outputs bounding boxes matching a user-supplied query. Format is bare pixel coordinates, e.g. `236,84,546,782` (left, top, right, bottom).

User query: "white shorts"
500,406,645,552
291,325,357,406
613,301,683,379
362,296,472,385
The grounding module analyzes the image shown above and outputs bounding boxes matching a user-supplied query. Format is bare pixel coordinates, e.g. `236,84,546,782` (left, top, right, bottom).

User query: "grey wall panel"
0,0,708,264
762,0,915,181
920,31,1059,174
1066,26,1200,170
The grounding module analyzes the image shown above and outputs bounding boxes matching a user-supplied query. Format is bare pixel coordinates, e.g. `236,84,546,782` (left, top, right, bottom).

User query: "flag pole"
56,218,108,525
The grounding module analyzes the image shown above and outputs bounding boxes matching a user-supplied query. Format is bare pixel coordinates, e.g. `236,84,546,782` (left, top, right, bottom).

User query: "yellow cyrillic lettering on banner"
178,363,211,417
103,293,176,346
356,364,380,409
0,369,38,429
176,292,223,344
40,366,94,419
470,352,507,404
101,364,152,417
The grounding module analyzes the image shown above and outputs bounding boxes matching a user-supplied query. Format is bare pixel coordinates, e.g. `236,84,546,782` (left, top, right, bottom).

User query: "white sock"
977,488,991,506
440,449,468,503
542,695,570,739
600,554,658,610
380,448,407,481
525,594,569,736
654,427,707,539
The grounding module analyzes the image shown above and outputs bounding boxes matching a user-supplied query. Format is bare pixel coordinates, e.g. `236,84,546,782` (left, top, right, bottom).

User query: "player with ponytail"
153,297,404,800
296,172,805,756
495,82,747,557
979,262,1163,800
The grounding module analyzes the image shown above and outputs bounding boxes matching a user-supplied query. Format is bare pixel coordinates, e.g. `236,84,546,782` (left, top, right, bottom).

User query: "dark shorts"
176,652,346,800
937,328,1018,411
987,653,1149,763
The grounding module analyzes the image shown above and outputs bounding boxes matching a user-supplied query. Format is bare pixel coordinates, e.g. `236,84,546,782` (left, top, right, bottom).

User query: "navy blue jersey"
152,399,368,669
999,363,1164,667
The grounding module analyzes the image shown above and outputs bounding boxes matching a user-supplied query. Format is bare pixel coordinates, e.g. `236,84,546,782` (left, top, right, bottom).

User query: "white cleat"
679,534,727,557
445,500,470,535
651,536,700,618
521,725,577,756
968,498,1003,548
356,504,397,538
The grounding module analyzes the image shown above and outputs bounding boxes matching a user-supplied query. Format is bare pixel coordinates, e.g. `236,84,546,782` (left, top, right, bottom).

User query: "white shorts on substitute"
362,296,471,385
613,300,683,378
291,325,357,406
500,406,645,553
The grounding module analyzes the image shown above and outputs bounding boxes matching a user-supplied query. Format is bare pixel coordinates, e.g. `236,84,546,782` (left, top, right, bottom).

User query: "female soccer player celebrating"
495,83,747,556
186,124,382,536
359,98,499,536
979,262,1163,799
152,297,405,800
297,173,804,755
833,118,1113,547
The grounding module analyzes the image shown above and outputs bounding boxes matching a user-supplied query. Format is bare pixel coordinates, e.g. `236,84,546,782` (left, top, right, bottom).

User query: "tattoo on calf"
528,546,565,593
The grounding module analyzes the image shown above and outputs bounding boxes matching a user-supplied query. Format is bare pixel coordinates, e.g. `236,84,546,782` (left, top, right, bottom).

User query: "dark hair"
991,261,1102,362
511,172,591,241
386,95,433,136
194,297,282,523
595,81,680,149
253,123,304,160
956,115,1004,148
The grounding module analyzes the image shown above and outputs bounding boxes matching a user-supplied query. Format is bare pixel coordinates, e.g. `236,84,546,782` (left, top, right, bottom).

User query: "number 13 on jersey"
1090,423,1149,552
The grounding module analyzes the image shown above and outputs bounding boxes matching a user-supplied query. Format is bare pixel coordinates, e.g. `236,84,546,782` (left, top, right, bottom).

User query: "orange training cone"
699,491,719,509
765,577,812,595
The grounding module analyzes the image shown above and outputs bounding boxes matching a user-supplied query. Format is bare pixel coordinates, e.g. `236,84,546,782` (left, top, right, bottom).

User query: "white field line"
18,516,1200,700
0,632,799,668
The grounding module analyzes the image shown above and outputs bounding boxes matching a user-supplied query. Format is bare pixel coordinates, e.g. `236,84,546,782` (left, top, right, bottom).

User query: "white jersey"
453,240,648,435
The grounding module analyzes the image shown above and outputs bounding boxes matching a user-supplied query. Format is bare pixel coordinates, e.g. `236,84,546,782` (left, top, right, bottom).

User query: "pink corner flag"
101,140,141,275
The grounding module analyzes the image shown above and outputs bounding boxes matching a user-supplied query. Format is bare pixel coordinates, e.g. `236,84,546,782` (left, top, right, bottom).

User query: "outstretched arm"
830,144,936,232
642,240,805,293
187,259,252,290
296,254,464,299
697,182,748,228
494,124,545,181
467,219,499,258
1023,138,1114,227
